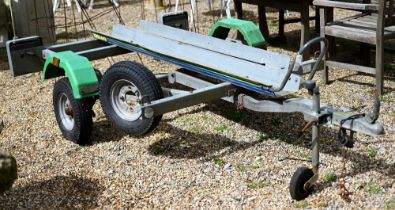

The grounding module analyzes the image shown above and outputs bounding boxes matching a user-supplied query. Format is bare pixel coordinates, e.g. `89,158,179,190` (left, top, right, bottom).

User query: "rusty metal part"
297,118,318,139
303,165,319,190
235,93,244,111
339,147,352,202
65,104,73,118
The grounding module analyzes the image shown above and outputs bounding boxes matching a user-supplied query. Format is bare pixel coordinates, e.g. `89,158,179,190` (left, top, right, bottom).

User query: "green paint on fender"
208,18,267,47
43,51,99,99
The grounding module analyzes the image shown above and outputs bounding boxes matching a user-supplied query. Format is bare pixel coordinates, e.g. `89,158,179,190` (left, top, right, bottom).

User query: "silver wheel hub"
110,79,142,121
58,93,74,131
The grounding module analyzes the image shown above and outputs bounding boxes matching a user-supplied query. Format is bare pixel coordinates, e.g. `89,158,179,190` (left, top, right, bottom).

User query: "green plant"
364,181,382,194
183,116,193,124
252,163,260,169
258,134,269,142
191,125,205,134
362,87,374,94
269,20,278,27
351,106,362,113
386,198,395,210
368,186,382,194
295,150,310,161
295,201,308,209
323,171,337,183
318,202,327,208
271,117,281,126
214,158,225,166
214,124,229,132
247,180,271,189
238,165,246,173
180,140,188,145
225,112,242,122
368,149,377,158
381,94,394,103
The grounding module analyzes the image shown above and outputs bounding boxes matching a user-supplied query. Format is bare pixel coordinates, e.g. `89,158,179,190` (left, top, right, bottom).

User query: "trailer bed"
91,21,302,97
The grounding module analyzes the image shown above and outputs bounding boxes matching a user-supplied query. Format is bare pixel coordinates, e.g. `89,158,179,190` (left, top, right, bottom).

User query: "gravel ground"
0,0,394,209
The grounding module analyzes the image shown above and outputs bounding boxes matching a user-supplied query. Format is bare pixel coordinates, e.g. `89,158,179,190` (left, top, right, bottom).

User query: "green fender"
43,51,99,99
208,18,267,47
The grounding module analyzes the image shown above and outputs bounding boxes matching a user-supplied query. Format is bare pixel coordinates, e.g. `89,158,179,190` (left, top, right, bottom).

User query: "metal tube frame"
149,70,384,188
6,35,384,190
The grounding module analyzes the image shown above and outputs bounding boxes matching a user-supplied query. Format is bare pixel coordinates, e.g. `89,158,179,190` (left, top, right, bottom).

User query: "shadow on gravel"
0,175,104,209
0,51,9,71
267,28,319,52
91,119,126,143
149,99,394,190
88,98,393,189
337,77,395,94
149,122,261,160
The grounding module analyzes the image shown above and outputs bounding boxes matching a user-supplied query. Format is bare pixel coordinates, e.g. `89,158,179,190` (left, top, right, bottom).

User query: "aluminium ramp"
92,21,302,96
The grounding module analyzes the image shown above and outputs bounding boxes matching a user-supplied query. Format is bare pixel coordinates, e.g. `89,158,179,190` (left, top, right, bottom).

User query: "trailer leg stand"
289,84,321,200
304,85,321,190
304,122,320,190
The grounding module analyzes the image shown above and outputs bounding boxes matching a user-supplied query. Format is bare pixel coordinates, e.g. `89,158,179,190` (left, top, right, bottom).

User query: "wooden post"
10,0,56,45
320,7,333,85
279,9,285,37
300,1,310,58
234,0,243,19
0,0,11,63
0,0,11,48
376,0,385,95
258,5,269,39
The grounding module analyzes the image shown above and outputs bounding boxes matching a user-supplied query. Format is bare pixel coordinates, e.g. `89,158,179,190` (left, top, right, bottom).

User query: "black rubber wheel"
99,61,163,136
289,167,314,200
53,78,93,145
94,69,103,83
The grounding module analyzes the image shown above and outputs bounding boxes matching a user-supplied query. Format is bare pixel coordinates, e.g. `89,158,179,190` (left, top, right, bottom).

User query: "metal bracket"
304,165,319,190
142,82,235,118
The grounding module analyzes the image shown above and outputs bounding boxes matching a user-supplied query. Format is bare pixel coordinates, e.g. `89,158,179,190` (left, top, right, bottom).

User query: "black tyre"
99,61,163,136
53,78,93,145
94,69,103,83
289,167,314,200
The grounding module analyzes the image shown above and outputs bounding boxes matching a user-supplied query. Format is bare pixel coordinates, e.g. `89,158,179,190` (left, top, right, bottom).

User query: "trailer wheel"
94,69,103,83
100,61,163,136
53,78,93,145
289,167,314,200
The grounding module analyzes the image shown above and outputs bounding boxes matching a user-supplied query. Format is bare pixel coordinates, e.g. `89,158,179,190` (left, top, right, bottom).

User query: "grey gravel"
0,1,394,209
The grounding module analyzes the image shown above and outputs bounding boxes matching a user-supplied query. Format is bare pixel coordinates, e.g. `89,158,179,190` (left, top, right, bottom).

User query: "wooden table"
233,0,318,52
